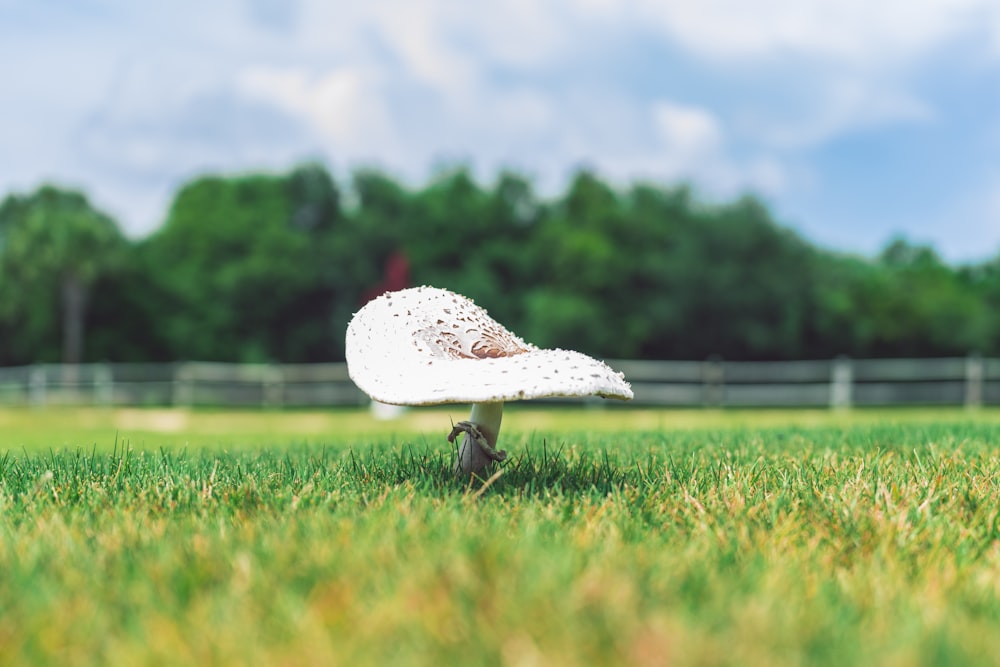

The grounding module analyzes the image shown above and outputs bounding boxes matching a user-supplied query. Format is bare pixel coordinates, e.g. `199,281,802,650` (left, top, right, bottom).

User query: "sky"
1,0,999,262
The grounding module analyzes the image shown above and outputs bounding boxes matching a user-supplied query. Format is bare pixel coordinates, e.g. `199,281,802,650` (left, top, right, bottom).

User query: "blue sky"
2,0,999,262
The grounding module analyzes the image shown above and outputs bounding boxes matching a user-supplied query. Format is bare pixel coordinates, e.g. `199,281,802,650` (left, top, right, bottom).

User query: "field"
2,406,1000,666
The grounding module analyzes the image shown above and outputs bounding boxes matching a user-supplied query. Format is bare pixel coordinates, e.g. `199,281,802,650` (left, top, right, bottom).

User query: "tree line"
2,162,999,366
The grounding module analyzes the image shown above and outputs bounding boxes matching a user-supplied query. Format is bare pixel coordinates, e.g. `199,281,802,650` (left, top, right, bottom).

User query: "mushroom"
345,286,633,476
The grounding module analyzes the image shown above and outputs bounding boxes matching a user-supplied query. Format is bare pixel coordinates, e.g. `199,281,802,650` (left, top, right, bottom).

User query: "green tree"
347,167,414,291
624,192,816,360
807,239,992,358
0,185,125,364
140,165,349,362
521,174,817,360
404,167,535,325
961,256,1000,355
871,239,989,355
5,165,997,366
522,170,632,355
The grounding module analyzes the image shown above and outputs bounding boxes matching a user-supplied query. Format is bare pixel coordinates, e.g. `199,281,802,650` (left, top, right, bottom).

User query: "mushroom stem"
455,401,505,476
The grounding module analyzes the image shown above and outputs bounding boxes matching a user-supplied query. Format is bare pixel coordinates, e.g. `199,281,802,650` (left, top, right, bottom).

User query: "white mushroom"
345,286,633,476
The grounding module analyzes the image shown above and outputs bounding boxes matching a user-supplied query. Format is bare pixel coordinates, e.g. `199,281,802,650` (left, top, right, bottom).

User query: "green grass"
2,408,1000,666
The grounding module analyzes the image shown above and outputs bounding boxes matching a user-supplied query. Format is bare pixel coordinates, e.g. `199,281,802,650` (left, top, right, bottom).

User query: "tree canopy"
1,165,998,365
0,186,125,364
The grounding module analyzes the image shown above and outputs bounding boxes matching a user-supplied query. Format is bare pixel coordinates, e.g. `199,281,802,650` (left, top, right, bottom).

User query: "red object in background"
361,251,410,305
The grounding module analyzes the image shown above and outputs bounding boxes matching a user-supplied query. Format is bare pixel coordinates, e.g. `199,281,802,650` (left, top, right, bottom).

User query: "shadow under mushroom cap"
346,286,633,407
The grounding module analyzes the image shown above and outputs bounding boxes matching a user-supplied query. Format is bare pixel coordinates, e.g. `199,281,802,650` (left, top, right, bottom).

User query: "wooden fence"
0,356,998,409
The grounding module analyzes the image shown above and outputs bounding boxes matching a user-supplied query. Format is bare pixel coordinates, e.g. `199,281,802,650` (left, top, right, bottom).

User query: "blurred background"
1,1,1000,368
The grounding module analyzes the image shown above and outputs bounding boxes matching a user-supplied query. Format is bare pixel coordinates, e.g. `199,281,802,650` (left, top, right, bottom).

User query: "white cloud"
1,0,998,258
626,0,989,154
363,1,485,103
633,0,990,64
651,101,791,196
582,100,790,199
456,0,573,69
746,77,935,149
237,65,399,157
653,102,723,157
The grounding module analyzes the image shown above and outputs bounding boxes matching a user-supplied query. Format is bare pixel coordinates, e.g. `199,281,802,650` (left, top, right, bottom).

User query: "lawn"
2,407,1000,666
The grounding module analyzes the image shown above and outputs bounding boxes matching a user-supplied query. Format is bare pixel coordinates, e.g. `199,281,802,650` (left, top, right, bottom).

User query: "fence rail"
0,357,997,409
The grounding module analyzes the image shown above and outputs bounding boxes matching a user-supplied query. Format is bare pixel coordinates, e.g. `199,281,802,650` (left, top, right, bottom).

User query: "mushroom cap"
345,286,634,406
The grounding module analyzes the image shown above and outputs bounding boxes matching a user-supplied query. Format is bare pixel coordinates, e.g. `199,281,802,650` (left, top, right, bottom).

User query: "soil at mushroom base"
345,286,633,476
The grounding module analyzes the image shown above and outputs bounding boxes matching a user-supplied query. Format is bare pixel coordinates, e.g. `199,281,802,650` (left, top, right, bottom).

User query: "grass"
2,407,1000,665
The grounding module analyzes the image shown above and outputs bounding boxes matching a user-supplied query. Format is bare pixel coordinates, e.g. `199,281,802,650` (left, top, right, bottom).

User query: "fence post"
965,353,984,409
264,364,284,408
830,356,853,410
702,356,724,407
29,364,47,407
95,363,114,406
173,362,192,407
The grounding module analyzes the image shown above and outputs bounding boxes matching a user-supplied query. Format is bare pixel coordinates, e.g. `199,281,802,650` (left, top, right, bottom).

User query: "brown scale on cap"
412,296,533,361
416,324,531,360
